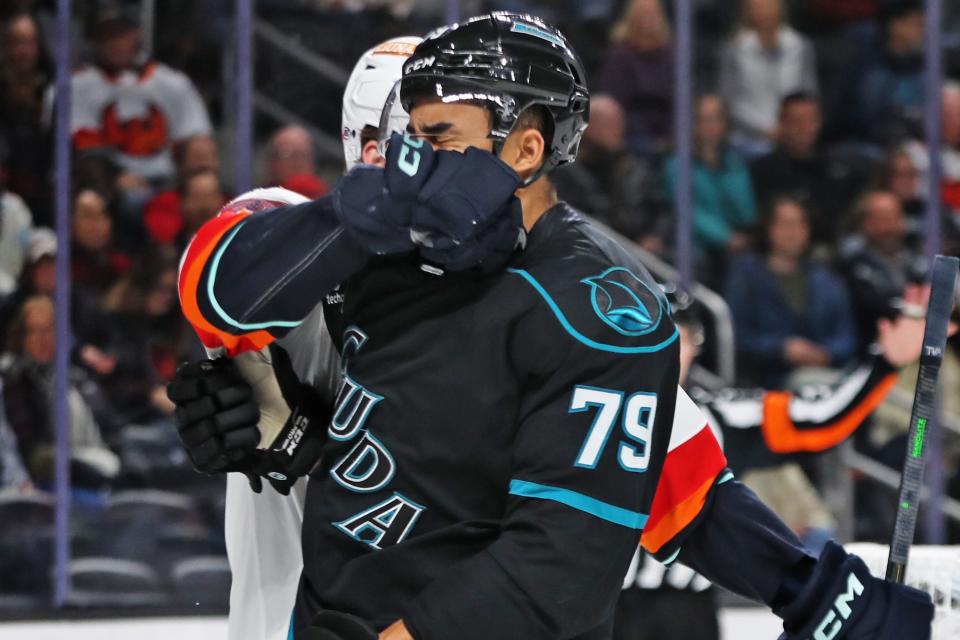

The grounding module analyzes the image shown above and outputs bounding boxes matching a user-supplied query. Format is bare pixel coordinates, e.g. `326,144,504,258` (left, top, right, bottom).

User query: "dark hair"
878,0,923,27
758,195,810,255
516,105,555,150
72,153,120,204
359,125,379,151
0,12,55,109
779,91,819,117
103,245,179,315
1,12,53,73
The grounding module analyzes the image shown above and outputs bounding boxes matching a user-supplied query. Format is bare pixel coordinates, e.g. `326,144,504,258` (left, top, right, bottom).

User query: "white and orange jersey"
70,62,211,181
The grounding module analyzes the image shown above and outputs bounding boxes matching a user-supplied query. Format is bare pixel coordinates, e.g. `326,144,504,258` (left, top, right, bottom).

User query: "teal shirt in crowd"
664,149,757,254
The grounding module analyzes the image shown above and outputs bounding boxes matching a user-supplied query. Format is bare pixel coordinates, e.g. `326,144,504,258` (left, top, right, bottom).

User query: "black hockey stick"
885,254,959,584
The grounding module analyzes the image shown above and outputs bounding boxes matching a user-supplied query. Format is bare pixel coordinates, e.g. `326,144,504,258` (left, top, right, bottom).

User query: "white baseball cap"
28,227,57,262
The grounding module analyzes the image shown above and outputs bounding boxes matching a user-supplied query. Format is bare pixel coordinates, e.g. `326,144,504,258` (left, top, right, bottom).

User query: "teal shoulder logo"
582,267,663,336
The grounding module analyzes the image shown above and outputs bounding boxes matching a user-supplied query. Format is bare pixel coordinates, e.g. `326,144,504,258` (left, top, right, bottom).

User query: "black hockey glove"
301,610,377,640
776,541,933,640
167,345,330,495
334,132,525,272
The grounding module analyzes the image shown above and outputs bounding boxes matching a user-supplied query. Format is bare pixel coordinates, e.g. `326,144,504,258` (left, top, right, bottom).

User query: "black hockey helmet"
397,12,590,182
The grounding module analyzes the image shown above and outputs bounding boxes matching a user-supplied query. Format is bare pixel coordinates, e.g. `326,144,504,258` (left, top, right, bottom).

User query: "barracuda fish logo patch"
582,267,663,336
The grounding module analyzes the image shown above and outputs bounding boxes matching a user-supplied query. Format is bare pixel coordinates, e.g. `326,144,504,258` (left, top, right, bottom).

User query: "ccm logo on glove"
811,572,864,640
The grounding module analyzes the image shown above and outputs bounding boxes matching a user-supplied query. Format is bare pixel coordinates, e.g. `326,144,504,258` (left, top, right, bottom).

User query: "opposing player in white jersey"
197,37,421,640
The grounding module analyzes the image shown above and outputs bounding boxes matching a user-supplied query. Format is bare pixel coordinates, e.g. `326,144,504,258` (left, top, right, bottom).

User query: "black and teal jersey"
289,204,726,639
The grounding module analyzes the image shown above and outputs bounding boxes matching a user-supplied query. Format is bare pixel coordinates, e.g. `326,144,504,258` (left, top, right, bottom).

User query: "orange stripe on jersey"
178,211,275,356
760,373,898,454
640,426,726,554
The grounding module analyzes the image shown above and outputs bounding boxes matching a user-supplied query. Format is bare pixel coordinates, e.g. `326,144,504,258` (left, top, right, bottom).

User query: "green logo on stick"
912,418,927,458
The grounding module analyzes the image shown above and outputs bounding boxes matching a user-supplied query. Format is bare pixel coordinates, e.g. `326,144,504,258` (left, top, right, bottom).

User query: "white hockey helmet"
341,36,422,171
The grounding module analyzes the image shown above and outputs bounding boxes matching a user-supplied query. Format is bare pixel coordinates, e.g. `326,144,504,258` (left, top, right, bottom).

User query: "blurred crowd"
0,0,959,612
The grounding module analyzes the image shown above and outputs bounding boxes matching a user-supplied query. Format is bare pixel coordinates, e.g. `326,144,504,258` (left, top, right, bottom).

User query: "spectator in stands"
0,227,56,338
872,147,925,246
750,93,867,248
554,94,667,252
795,0,881,142
904,83,960,245
857,0,925,145
0,186,35,298
664,94,756,278
724,197,858,387
0,228,109,367
0,12,52,226
70,189,131,298
1,296,119,488
70,6,212,191
719,0,818,156
178,169,226,248
838,190,926,348
100,247,185,425
144,135,221,245
266,125,329,198
595,0,674,154
0,382,31,492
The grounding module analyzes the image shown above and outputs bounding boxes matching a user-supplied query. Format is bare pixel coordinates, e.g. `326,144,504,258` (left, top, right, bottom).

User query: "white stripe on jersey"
668,386,710,452
708,393,764,430
786,364,873,425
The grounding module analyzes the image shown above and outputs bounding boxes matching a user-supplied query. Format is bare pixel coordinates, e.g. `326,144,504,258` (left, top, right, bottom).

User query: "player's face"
408,99,547,181
407,99,495,154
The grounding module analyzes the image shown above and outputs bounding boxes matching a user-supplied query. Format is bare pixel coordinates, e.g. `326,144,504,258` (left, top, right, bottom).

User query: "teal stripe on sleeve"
207,221,304,331
509,479,649,530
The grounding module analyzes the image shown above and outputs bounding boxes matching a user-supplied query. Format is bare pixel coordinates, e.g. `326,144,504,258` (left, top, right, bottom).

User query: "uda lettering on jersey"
326,326,425,549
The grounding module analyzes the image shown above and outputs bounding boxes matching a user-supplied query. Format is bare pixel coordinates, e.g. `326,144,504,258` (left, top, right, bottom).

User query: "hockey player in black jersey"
169,13,934,640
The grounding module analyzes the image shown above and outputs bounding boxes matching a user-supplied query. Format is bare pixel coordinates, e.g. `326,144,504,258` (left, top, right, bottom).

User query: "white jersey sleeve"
224,303,339,640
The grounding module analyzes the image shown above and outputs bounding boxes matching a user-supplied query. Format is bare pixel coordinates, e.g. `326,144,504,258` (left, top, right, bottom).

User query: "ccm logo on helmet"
405,56,436,74
810,572,865,640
